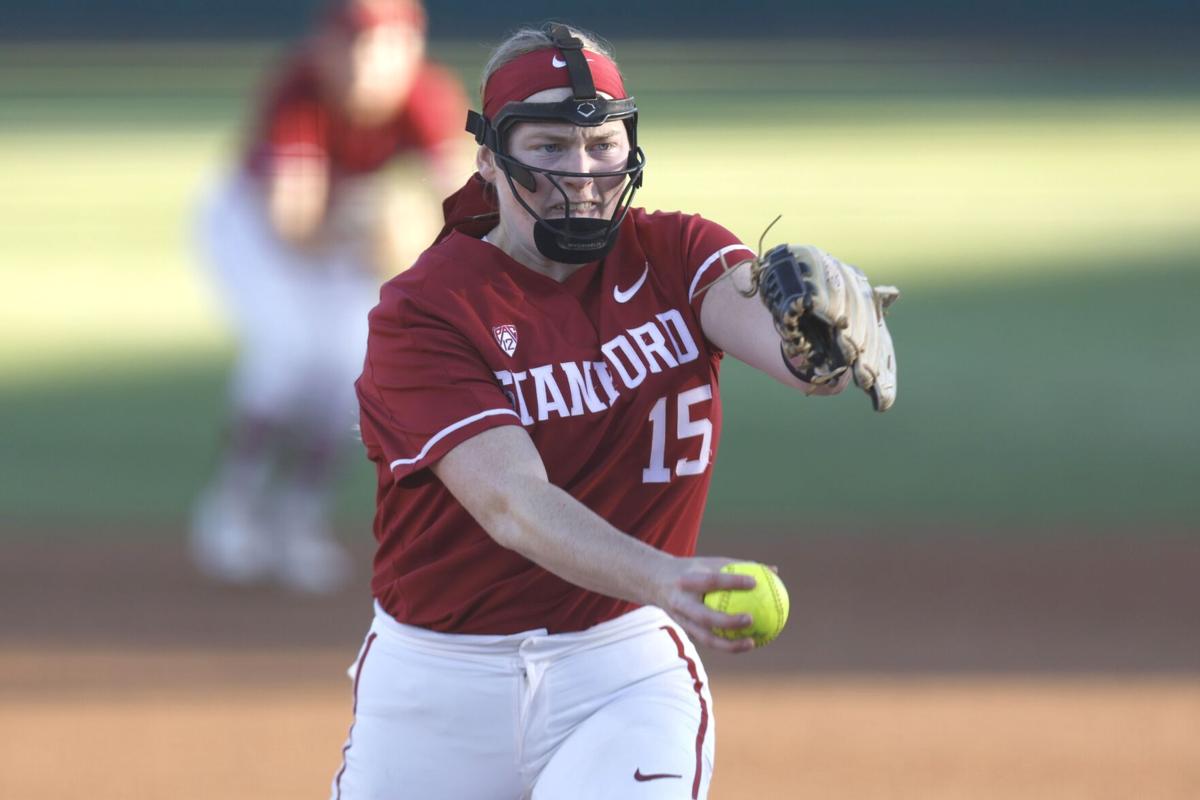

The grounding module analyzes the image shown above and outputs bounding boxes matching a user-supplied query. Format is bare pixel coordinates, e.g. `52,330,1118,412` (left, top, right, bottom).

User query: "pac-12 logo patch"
492,324,518,357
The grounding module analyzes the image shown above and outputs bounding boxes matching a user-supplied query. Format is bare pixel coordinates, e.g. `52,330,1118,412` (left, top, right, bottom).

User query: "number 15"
642,384,713,484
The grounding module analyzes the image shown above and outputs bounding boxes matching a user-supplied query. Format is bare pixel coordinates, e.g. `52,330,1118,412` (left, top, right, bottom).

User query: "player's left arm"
421,138,475,198
699,258,850,396
402,62,474,200
700,247,900,412
372,66,474,274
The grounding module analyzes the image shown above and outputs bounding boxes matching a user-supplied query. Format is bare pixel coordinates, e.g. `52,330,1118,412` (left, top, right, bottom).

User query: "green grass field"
2,41,1197,531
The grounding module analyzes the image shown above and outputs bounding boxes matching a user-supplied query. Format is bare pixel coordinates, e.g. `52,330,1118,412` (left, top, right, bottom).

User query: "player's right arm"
430,425,758,653
247,63,333,250
265,148,329,248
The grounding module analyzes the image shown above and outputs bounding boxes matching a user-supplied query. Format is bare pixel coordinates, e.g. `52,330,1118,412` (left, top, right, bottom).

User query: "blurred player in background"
191,0,468,593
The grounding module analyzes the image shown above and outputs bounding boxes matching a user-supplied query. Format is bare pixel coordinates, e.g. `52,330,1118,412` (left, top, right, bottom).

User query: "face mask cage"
464,26,647,264
486,110,645,263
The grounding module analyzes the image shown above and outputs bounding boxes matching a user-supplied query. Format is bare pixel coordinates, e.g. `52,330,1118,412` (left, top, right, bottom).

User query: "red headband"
482,47,627,119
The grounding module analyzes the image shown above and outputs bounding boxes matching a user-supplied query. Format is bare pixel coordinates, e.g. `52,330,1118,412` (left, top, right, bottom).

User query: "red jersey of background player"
242,52,464,180
357,205,756,634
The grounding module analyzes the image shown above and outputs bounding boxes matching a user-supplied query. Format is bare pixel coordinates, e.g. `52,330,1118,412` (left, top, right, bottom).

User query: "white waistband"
371,600,675,660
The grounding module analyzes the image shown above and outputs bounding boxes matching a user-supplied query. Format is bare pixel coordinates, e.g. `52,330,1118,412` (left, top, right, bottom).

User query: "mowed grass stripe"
4,107,1197,371
3,259,1197,524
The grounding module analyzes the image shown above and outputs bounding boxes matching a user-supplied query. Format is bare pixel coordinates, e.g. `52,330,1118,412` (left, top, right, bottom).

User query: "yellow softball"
703,562,790,647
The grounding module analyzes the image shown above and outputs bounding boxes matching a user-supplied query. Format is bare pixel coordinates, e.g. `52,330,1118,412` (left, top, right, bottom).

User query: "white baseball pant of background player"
191,173,378,589
331,604,716,800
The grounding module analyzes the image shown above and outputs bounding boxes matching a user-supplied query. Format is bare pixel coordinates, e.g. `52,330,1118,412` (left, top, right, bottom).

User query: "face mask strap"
547,24,597,101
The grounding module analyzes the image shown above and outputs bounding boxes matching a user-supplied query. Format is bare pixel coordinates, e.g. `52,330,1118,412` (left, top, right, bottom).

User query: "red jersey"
243,52,465,179
356,208,755,634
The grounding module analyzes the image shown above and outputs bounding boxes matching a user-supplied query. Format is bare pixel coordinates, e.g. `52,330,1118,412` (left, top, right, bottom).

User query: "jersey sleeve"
246,57,330,169
262,97,328,166
357,278,522,481
399,63,469,153
679,214,756,322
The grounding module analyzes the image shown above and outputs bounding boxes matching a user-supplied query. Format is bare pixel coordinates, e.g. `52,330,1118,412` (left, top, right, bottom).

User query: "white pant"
196,174,378,434
331,604,716,800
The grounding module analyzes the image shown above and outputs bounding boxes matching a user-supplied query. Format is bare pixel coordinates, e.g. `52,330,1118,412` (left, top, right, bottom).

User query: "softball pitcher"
334,22,898,798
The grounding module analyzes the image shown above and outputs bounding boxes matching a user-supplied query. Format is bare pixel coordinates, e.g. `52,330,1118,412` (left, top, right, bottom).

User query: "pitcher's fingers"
678,571,755,594
677,597,751,634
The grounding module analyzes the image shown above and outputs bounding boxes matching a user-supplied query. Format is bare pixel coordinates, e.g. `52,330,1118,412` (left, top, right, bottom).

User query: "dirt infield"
3,530,1199,798
4,668,1198,799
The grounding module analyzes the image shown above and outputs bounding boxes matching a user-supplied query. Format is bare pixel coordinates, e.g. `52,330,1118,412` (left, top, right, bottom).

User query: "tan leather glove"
754,244,899,411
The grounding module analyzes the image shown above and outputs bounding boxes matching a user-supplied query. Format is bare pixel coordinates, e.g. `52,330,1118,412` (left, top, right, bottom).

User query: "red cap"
323,0,426,35
482,47,626,119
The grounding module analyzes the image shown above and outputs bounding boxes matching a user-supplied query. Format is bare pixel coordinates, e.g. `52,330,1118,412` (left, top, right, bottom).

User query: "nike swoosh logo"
552,55,596,68
634,769,682,782
613,263,649,304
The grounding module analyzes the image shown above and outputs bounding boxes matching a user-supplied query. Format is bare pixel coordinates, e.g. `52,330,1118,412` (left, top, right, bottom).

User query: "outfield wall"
2,0,1198,39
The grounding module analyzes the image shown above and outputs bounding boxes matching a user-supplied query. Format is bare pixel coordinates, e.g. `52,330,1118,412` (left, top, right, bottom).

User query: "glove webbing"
757,244,845,375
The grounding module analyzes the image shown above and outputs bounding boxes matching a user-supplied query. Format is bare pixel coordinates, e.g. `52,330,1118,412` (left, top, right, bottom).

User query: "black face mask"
465,26,646,264
486,126,645,264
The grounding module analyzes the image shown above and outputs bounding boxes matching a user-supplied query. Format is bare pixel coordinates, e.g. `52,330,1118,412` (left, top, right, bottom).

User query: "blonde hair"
479,22,619,102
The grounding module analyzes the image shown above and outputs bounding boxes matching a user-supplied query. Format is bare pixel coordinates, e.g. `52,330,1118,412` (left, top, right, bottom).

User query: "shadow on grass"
2,253,1198,534
0,358,376,529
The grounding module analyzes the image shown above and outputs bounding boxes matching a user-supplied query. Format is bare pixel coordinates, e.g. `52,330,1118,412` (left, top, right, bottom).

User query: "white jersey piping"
389,407,520,470
687,244,756,302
